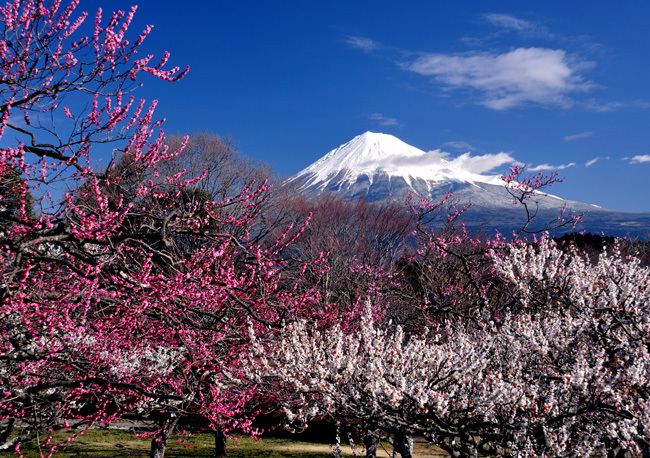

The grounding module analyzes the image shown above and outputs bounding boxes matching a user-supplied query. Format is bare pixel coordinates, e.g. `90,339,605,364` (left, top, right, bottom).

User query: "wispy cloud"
585,156,608,167
368,113,400,126
484,13,535,32
627,155,650,164
584,99,624,112
564,131,594,141
346,36,379,52
441,140,476,151
528,162,576,171
482,13,553,38
403,47,594,110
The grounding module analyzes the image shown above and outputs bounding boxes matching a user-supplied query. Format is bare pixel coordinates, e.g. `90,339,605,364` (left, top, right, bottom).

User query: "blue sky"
82,0,650,212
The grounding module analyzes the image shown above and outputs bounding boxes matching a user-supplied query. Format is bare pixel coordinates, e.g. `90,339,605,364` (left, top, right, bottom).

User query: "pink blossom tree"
0,2,320,457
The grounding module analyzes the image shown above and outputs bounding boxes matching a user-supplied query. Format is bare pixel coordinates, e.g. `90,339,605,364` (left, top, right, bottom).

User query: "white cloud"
404,47,594,110
441,140,476,151
374,149,515,176
448,151,515,174
564,131,594,141
628,155,650,164
378,149,449,170
418,149,515,174
528,162,576,171
346,36,378,52
368,113,400,126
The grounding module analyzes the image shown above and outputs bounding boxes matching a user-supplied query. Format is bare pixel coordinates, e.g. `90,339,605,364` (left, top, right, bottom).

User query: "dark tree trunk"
150,437,166,458
364,432,379,458
393,433,413,458
214,429,227,457
150,416,179,458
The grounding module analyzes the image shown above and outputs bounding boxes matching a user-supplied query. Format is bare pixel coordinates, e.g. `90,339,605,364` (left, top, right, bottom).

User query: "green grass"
4,428,449,457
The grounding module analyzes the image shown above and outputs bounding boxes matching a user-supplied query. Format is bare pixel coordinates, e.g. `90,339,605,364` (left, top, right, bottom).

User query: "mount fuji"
287,132,650,238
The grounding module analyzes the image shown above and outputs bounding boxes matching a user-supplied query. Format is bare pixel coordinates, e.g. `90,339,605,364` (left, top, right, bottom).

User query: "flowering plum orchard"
0,1,322,457
2,2,649,458
250,232,650,456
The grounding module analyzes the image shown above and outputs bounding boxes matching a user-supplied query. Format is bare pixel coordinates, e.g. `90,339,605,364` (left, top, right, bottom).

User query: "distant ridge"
286,132,650,239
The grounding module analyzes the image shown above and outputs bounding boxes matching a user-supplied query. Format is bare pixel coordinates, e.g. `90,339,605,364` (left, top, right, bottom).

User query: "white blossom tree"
249,238,650,458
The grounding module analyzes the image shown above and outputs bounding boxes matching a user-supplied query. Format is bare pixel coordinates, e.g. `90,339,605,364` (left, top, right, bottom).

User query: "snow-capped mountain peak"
288,131,503,194
284,132,648,239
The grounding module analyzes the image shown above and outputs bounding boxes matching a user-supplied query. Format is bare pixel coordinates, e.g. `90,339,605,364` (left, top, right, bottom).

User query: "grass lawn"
5,428,449,457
